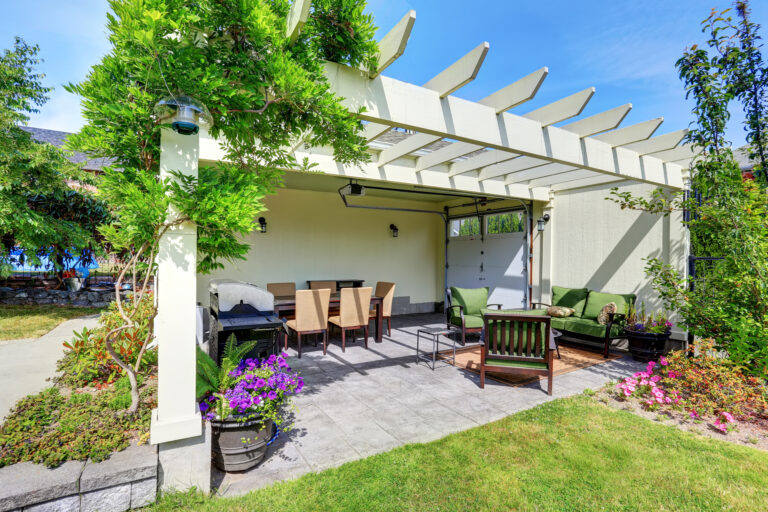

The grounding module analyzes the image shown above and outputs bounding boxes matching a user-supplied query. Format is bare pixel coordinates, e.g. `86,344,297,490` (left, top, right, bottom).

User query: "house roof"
21,126,112,171
734,146,759,171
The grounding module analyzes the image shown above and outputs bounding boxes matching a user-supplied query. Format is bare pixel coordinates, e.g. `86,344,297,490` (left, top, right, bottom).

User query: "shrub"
0,376,154,467
57,293,157,387
614,340,768,433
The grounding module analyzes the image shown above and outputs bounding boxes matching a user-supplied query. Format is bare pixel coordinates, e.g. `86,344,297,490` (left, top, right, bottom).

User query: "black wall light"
389,224,399,238
258,217,267,233
537,214,551,232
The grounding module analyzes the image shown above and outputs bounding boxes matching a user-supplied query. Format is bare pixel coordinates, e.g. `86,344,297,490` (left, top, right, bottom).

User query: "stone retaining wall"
0,287,130,308
0,444,157,512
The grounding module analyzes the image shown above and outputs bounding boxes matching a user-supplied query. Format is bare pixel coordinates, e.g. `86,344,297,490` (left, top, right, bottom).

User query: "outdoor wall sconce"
258,217,267,233
154,94,212,135
537,214,551,232
389,224,399,238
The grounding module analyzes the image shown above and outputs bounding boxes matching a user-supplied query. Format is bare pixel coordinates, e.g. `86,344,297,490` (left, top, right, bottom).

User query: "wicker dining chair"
267,282,296,297
369,282,395,336
309,280,337,292
329,287,373,352
283,288,331,357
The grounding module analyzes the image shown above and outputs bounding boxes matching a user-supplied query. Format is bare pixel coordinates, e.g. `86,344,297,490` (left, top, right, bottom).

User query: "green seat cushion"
485,358,548,369
559,317,624,338
551,286,589,317
582,291,634,320
550,316,570,331
482,308,548,316
450,287,489,316
449,314,484,329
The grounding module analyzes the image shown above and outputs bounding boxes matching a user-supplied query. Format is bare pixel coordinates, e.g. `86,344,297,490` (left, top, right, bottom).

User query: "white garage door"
447,211,527,309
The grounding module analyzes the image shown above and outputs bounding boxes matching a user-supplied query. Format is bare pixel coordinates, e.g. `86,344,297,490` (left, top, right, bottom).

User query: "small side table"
416,327,457,370
551,328,562,359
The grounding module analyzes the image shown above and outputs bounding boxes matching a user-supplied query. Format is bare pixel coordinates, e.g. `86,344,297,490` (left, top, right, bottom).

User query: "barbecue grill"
209,280,282,364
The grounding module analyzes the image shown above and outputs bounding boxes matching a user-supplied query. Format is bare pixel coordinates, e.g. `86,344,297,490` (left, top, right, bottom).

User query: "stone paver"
215,313,643,496
0,315,101,420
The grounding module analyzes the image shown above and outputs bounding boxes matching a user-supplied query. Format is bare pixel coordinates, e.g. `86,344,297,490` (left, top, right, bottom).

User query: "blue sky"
4,0,767,146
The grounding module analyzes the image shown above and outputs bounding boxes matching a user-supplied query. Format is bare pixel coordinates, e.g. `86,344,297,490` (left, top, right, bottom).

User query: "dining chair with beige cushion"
329,287,372,352
283,288,331,357
309,280,337,292
369,282,395,336
267,282,296,297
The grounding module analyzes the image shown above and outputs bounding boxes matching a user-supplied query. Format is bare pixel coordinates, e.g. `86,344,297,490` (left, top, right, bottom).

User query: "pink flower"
720,412,735,423
667,371,678,378
689,410,699,419
650,375,661,383
647,361,656,369
659,357,668,366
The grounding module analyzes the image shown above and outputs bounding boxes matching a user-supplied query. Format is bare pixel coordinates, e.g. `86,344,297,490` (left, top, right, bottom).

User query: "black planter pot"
211,417,276,472
625,330,672,363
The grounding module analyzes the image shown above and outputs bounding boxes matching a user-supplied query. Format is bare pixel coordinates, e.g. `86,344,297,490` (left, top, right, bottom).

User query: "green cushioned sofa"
532,286,636,358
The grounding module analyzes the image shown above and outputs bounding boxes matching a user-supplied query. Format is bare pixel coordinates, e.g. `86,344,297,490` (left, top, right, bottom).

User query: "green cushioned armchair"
446,287,502,345
532,286,636,358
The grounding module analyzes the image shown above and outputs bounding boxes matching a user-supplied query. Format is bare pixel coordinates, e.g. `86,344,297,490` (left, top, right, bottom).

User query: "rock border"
0,444,157,512
0,287,131,308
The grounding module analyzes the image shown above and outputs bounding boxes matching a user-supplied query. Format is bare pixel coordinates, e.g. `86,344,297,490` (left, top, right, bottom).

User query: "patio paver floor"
214,313,644,496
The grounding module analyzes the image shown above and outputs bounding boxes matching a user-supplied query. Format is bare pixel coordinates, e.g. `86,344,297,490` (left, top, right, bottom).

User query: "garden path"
0,315,100,420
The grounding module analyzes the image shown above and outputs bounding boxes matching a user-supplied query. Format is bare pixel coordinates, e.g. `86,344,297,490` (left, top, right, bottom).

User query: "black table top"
217,315,282,331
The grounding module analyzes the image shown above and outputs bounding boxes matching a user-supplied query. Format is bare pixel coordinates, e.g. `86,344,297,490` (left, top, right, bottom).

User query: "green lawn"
149,396,768,512
0,305,103,340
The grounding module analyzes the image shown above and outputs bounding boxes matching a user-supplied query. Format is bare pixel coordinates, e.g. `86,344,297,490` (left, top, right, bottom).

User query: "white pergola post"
150,127,210,493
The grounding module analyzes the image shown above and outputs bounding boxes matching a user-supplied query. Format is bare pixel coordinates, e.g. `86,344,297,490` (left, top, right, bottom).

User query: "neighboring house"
21,126,112,173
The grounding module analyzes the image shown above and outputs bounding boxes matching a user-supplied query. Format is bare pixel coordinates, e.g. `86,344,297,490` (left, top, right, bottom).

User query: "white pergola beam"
324,61,684,189
504,163,574,184
523,87,595,127
620,129,688,155
480,156,548,181
649,143,699,162
592,118,663,146
560,104,632,137
378,132,440,166
478,67,549,113
528,168,595,187
449,148,518,177
552,174,626,191
415,141,482,171
424,42,489,98
286,0,311,43
364,122,392,141
370,10,416,78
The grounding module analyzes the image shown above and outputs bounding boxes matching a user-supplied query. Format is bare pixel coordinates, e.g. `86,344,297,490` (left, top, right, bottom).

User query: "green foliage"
195,334,259,399
0,37,108,276
606,1,768,376
486,212,525,234
0,378,154,468
57,293,157,387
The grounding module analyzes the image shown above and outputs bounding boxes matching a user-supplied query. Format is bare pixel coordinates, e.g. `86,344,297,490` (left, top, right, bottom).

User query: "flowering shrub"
57,293,157,387
625,302,673,334
614,340,768,434
198,353,303,427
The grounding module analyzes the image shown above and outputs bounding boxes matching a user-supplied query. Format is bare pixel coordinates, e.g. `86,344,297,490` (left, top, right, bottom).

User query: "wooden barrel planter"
211,417,277,472
625,330,672,363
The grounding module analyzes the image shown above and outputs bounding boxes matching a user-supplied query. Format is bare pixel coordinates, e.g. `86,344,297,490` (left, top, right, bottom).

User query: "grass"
148,396,768,512
0,305,103,341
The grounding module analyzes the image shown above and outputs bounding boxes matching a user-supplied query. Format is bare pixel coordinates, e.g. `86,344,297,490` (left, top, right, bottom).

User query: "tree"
0,37,108,279
608,1,768,376
67,0,379,413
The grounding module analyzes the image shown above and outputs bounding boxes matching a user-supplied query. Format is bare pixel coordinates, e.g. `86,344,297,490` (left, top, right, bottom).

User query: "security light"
258,217,267,233
154,95,212,135
537,214,551,232
389,224,399,237
340,181,366,197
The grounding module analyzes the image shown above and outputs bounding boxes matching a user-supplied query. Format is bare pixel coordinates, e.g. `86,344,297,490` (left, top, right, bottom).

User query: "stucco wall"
196,187,445,312
542,181,687,338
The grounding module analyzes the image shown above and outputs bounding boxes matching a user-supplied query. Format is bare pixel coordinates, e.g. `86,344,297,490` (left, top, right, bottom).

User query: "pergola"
156,1,695,492
265,6,698,202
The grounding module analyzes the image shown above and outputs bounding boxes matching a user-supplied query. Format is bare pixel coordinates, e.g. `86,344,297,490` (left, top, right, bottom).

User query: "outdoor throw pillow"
546,306,575,317
597,302,617,325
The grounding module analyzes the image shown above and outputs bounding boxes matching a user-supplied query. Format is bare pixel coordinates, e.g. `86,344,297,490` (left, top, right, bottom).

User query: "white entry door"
446,212,527,309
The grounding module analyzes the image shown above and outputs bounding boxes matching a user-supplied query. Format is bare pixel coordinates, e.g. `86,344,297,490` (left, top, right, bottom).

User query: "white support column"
151,127,210,493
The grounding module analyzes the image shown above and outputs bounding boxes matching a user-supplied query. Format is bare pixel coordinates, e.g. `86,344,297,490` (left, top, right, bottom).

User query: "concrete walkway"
215,313,643,496
0,315,101,420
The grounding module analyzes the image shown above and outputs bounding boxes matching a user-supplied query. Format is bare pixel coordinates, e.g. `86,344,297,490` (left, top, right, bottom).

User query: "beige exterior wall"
539,181,687,338
196,187,445,311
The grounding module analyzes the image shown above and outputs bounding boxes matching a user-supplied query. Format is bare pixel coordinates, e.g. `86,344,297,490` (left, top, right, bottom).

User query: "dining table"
273,293,384,343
